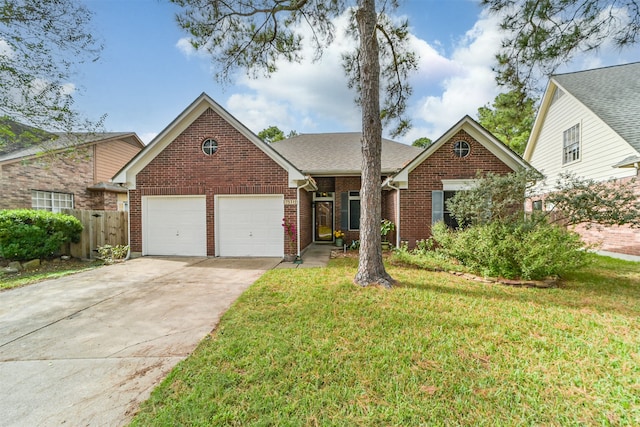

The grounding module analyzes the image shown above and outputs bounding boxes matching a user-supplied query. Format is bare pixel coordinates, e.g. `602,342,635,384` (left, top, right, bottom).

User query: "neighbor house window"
348,191,360,230
563,124,580,164
532,200,543,211
31,190,74,212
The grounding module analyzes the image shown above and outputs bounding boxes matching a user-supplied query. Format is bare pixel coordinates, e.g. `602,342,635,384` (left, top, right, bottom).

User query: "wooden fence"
62,209,128,259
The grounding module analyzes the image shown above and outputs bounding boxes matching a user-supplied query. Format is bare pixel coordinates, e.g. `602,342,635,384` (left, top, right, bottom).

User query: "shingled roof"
0,128,142,163
271,132,423,175
553,62,640,153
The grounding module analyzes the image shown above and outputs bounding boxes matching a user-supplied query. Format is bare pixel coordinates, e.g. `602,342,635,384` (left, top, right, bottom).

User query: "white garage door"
216,195,284,257
143,196,207,256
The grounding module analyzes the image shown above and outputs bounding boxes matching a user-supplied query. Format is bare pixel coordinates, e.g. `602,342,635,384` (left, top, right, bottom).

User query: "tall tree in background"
172,0,417,288
477,89,536,155
412,137,432,149
483,0,640,91
258,126,286,144
259,126,299,143
0,0,103,149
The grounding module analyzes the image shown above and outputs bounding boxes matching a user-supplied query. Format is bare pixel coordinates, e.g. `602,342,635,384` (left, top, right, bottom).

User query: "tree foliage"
172,0,418,287
258,125,286,143
411,137,432,149
483,0,640,90
446,169,541,227
258,125,298,143
0,0,103,150
476,89,536,155
448,169,640,230
543,172,640,228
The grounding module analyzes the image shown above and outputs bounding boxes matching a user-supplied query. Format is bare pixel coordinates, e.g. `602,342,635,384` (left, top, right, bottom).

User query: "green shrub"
431,219,589,280
0,209,83,261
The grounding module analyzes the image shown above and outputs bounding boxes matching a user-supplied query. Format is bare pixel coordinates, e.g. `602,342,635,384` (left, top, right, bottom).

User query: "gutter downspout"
296,184,301,257
124,188,132,260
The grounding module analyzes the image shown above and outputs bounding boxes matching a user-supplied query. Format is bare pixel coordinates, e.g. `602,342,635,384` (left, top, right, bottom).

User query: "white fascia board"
523,80,556,161
441,179,476,191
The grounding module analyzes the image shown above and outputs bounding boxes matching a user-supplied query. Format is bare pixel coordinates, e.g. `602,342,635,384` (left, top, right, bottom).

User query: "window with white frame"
563,124,580,164
348,191,360,230
31,190,74,212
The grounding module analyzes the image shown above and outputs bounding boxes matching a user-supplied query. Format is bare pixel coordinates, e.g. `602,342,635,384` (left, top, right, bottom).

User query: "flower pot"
381,241,390,251
335,238,343,247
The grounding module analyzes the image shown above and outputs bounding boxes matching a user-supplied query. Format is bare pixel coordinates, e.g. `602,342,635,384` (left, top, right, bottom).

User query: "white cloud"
221,9,503,142
225,12,362,133
408,11,503,141
139,132,157,144
0,39,14,59
226,93,297,133
176,37,200,58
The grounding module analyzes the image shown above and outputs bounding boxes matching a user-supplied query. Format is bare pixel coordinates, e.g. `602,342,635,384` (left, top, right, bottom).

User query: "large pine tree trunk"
353,0,394,288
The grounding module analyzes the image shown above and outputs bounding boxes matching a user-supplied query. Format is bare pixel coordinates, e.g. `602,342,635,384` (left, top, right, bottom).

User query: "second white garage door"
216,195,284,257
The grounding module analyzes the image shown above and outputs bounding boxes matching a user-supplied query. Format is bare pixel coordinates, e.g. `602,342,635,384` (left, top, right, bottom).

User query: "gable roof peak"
548,62,640,154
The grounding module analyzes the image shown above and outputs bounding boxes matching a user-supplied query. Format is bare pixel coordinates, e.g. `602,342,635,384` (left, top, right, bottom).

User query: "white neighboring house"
524,62,640,259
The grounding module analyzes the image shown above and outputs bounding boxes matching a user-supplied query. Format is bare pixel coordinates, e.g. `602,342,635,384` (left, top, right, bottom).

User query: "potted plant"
381,219,395,250
334,229,345,247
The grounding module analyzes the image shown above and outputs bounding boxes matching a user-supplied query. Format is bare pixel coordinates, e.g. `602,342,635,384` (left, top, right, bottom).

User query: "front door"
314,201,334,241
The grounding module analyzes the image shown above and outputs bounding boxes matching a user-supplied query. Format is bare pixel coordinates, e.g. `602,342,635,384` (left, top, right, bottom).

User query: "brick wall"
129,107,297,256
528,174,640,257
0,148,98,210
401,130,513,247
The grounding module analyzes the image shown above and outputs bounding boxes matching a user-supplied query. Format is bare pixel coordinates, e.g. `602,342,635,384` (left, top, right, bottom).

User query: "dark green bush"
0,209,83,261
431,220,589,280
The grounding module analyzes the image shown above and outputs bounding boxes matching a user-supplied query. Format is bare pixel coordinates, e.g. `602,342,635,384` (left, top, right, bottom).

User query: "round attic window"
202,138,218,155
453,140,470,158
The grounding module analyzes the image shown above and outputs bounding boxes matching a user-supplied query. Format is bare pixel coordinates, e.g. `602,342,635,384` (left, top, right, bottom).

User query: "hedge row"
0,209,83,261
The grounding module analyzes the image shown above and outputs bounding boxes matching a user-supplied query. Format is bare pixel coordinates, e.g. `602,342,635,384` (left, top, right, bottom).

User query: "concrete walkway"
274,243,334,269
0,256,279,427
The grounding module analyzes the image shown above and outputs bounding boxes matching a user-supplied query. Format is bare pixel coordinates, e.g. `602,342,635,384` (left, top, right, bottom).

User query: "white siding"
530,91,637,193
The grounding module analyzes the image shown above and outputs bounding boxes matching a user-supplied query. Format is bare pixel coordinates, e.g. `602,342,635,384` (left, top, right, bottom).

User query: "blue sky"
74,0,640,144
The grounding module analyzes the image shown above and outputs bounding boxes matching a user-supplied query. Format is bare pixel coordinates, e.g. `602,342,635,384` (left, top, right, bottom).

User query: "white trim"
441,179,476,191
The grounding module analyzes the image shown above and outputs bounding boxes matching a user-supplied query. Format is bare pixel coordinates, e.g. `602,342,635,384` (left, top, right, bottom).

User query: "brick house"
1,124,144,212
523,62,640,257
113,93,529,257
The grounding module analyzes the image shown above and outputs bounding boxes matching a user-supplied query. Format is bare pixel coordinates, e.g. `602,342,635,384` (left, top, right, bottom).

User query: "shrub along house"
113,93,530,258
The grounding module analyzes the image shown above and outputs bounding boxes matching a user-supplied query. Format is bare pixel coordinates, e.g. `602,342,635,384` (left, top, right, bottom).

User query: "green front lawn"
131,255,640,426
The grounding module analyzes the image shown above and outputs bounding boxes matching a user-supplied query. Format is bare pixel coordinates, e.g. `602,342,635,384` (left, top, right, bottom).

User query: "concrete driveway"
0,256,279,427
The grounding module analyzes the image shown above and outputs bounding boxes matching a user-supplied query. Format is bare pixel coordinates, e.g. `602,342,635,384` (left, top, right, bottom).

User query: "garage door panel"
216,195,284,257
143,196,207,256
